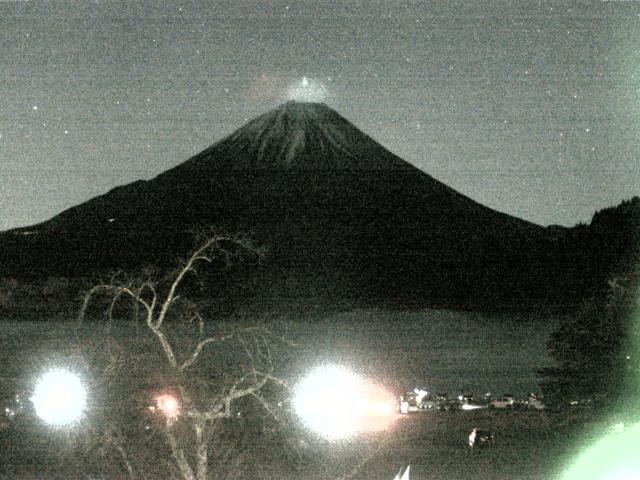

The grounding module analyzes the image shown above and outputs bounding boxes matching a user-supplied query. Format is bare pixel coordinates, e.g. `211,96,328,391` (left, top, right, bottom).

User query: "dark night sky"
1,0,639,231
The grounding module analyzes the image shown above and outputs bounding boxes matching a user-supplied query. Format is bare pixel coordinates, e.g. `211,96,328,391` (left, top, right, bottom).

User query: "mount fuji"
1,101,623,309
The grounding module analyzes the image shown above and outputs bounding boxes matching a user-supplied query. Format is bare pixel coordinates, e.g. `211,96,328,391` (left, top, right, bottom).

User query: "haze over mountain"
1,102,637,310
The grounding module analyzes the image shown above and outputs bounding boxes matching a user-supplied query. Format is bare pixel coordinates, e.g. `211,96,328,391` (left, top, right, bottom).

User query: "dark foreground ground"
274,408,605,480
1,406,609,480
314,408,603,480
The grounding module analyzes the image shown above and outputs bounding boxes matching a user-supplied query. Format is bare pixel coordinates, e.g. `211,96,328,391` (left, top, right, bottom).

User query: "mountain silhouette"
1,102,627,310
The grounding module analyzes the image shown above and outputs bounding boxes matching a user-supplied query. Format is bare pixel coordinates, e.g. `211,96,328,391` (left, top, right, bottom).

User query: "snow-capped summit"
183,101,411,171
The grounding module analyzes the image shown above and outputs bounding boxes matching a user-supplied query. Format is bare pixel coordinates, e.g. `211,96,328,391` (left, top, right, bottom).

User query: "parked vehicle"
489,394,514,409
418,398,438,410
439,398,461,412
567,398,593,409
398,396,418,414
475,429,494,446
458,393,475,403
527,393,545,410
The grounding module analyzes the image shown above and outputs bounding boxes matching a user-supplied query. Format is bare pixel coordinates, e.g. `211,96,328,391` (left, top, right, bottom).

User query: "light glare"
31,369,87,426
562,424,640,480
293,365,394,440
156,393,181,418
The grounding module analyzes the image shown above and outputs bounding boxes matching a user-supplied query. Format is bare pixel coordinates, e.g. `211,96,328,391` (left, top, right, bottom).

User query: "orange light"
155,394,180,418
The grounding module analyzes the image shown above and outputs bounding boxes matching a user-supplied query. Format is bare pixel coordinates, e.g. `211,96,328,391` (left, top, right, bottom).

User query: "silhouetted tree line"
582,197,640,294
538,272,639,412
538,197,639,414
0,276,87,320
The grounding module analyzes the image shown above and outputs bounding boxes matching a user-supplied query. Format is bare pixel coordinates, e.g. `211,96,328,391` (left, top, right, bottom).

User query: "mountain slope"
0,102,584,309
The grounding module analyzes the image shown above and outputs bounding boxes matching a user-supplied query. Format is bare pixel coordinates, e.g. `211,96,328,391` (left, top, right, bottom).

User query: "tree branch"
179,333,234,371
155,235,230,329
78,284,153,325
194,419,208,480
250,392,280,421
165,424,196,480
148,322,178,369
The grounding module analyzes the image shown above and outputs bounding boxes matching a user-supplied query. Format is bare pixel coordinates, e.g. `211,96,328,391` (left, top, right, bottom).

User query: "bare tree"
78,235,290,480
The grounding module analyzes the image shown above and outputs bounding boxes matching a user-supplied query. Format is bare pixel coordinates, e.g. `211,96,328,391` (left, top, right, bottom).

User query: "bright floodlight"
31,368,87,426
293,364,394,440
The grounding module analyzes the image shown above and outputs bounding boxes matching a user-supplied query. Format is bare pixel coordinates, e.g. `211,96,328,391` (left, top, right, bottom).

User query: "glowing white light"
293,364,394,440
31,369,87,426
563,423,640,480
287,76,328,102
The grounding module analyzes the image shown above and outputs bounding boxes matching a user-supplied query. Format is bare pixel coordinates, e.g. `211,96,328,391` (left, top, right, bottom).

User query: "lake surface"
0,308,562,401
286,308,562,398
